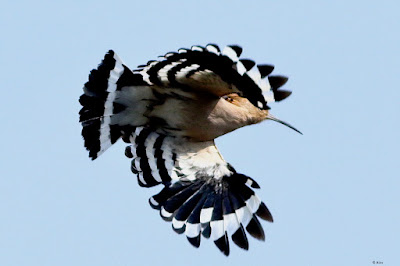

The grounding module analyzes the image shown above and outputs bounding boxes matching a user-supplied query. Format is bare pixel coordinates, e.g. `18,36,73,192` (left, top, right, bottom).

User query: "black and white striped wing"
79,45,292,160
123,127,273,256
136,44,292,110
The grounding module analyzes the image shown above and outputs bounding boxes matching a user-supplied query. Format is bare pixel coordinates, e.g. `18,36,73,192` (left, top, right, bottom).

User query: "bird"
79,44,301,256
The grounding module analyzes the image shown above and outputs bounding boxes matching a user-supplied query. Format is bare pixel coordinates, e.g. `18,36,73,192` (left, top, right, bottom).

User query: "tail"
79,51,152,159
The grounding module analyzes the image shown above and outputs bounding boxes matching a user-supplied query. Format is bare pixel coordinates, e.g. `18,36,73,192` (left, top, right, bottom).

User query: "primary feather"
79,44,295,256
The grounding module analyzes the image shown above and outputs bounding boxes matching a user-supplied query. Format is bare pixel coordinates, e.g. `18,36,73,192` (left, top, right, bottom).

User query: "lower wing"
124,127,273,256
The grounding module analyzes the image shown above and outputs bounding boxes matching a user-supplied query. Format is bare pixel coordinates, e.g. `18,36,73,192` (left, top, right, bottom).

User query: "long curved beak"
267,114,303,135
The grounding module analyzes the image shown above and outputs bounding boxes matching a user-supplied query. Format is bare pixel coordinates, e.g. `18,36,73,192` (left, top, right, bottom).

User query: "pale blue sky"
1,1,399,265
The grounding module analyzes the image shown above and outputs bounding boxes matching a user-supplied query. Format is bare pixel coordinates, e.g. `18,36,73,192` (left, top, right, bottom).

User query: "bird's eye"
223,95,234,103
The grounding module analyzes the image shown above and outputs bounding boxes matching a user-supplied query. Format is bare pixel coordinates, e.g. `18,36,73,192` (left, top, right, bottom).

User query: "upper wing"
136,44,292,110
79,45,292,159
123,127,273,256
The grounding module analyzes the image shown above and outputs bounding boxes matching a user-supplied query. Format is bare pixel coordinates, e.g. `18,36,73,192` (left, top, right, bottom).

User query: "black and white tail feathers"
123,127,273,256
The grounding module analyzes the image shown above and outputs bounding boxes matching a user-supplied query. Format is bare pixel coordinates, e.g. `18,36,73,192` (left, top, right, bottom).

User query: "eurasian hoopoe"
79,44,301,256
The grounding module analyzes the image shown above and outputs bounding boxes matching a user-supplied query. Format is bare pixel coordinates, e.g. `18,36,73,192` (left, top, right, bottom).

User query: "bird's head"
223,93,302,135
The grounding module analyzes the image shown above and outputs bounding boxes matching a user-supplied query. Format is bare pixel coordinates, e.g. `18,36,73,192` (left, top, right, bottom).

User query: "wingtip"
245,216,265,241
214,234,230,256
187,235,201,248
232,226,249,250
256,202,274,222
